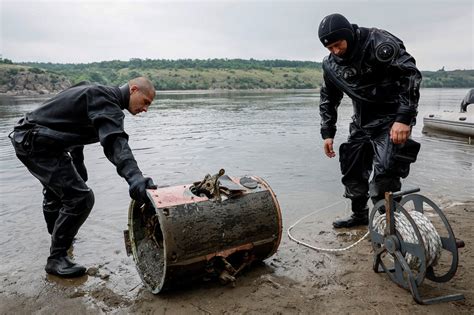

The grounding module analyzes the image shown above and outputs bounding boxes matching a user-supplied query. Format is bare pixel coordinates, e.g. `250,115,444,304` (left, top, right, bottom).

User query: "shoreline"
1,87,472,98
1,200,473,314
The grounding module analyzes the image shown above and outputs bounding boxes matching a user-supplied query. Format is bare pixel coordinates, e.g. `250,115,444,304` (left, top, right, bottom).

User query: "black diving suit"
319,25,422,217
10,82,149,261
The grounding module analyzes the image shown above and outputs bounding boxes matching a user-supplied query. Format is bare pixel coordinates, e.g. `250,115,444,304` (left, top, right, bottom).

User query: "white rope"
287,200,370,252
287,200,443,263
373,211,442,270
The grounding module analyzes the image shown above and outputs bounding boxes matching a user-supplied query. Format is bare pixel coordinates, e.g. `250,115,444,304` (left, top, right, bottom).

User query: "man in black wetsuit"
318,14,422,228
10,77,157,277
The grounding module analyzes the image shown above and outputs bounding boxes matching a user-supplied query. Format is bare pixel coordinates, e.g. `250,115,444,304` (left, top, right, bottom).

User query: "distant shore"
0,88,323,98
1,59,473,96
1,87,472,98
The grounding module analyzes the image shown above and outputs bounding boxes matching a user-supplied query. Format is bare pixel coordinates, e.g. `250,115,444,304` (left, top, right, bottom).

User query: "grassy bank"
1,58,473,93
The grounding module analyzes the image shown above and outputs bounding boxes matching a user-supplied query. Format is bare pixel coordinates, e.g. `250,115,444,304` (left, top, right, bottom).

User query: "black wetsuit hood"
318,13,356,58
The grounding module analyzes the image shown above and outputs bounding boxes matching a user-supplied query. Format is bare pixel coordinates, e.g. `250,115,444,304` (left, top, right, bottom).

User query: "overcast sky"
1,0,473,70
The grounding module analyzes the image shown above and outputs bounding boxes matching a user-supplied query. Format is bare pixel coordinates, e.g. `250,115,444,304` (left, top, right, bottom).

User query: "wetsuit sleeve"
102,135,144,183
388,46,422,125
88,93,143,183
319,72,343,139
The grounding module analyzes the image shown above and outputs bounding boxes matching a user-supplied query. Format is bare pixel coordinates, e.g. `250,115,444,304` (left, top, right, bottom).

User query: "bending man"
10,77,157,277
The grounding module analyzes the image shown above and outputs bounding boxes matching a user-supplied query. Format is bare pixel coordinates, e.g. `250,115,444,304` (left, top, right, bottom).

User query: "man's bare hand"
390,122,411,144
323,138,336,158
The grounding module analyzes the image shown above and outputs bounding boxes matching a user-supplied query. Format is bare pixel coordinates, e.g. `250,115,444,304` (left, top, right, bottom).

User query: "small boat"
422,110,474,137
423,89,474,139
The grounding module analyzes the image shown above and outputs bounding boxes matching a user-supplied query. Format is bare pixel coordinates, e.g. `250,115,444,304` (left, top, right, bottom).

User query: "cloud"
1,0,472,70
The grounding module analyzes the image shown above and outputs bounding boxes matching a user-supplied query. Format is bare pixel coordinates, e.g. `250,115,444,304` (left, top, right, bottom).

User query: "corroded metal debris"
124,169,282,293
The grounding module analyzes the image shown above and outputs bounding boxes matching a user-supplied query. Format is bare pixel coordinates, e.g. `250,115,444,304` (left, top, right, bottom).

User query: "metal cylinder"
124,175,282,293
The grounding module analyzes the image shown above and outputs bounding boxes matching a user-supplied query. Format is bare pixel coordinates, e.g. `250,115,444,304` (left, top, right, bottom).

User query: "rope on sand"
288,201,443,265
287,200,370,252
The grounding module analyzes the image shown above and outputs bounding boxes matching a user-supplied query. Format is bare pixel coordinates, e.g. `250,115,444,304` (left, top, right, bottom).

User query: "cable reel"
369,188,465,304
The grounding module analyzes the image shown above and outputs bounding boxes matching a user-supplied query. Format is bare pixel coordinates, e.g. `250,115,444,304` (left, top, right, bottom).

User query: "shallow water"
0,88,472,295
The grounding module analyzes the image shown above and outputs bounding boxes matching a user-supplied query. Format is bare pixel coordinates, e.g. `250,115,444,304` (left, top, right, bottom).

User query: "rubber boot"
333,213,369,228
43,209,59,235
47,190,94,278
42,188,61,235
333,206,369,228
49,190,94,258
45,256,86,278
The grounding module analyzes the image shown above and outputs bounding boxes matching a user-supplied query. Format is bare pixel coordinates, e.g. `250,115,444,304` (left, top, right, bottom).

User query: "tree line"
20,58,323,71
2,58,473,90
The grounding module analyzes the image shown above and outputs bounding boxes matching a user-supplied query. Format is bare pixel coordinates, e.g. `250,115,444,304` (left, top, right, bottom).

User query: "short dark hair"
129,77,155,96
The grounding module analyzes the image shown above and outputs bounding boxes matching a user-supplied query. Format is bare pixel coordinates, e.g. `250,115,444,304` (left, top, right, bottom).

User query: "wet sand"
1,201,472,314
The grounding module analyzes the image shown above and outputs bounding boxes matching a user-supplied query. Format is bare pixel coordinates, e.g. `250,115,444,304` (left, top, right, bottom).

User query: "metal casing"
126,176,282,293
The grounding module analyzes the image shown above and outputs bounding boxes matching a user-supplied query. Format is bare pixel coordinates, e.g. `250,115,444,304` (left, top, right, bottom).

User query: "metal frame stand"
369,188,465,304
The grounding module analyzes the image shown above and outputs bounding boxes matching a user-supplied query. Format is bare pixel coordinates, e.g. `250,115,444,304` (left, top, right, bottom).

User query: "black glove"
129,176,157,203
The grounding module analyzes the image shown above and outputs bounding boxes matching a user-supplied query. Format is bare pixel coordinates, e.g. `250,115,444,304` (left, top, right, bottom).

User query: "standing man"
10,77,157,277
318,14,422,228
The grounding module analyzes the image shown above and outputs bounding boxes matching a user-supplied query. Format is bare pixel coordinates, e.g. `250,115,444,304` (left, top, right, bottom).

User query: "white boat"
423,110,474,137
423,89,474,139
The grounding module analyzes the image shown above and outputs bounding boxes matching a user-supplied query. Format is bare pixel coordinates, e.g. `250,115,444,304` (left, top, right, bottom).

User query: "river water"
0,88,472,296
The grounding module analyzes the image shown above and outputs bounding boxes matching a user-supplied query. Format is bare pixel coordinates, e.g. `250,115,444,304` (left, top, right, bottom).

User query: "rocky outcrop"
0,67,71,95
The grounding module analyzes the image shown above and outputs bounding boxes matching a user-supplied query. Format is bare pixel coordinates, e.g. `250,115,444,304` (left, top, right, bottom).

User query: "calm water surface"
0,88,472,293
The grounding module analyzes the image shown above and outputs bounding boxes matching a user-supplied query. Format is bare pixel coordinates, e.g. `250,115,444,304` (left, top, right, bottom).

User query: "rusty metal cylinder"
124,175,282,293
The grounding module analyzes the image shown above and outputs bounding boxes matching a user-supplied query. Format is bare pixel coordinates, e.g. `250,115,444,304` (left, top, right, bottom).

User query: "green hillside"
1,58,472,94
16,59,324,90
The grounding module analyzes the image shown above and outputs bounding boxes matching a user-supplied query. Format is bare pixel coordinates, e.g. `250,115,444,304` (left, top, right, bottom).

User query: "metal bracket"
192,169,225,201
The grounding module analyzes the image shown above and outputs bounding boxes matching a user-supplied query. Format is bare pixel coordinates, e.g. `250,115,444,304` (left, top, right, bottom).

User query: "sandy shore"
1,201,473,315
